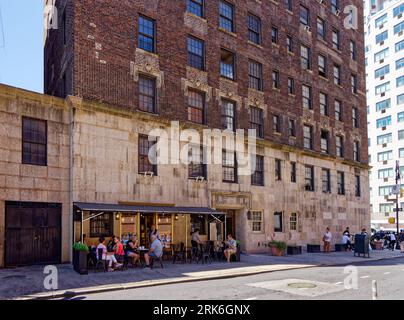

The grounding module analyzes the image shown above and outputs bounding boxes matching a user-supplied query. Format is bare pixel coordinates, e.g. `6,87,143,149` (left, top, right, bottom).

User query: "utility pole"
395,160,401,235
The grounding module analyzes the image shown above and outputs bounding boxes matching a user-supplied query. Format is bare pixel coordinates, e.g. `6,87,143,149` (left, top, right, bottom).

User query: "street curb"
12,255,404,300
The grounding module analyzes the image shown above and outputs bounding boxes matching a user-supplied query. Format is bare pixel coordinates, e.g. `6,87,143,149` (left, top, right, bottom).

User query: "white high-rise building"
365,0,404,231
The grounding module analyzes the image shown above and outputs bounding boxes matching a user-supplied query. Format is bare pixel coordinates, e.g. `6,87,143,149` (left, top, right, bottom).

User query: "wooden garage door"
5,202,62,267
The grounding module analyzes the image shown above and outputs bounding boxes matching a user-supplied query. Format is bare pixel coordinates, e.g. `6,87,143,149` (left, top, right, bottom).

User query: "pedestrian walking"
389,232,397,251
399,230,404,253
323,227,332,253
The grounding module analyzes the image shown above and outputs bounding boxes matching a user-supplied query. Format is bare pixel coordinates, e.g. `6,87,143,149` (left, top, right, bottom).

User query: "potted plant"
269,240,287,256
73,242,89,275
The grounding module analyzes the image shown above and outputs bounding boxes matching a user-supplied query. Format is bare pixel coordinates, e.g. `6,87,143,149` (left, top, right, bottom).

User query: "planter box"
73,250,88,275
270,246,286,256
287,246,302,255
307,244,321,253
335,244,346,252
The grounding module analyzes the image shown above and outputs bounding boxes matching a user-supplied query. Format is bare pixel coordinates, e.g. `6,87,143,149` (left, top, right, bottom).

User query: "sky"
0,1,43,93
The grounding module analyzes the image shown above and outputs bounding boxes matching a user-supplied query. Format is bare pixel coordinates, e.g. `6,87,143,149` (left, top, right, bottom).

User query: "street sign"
389,217,396,224
393,208,403,212
391,185,400,195
386,198,397,202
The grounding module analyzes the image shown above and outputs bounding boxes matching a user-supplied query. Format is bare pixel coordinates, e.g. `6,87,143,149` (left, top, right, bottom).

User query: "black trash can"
307,244,321,253
354,234,370,258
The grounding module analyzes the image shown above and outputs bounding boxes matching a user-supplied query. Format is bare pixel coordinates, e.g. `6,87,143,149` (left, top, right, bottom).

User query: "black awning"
74,202,224,215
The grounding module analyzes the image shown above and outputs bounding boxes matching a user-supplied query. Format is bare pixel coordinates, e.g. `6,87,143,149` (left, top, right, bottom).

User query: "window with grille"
187,0,204,17
249,60,263,91
188,144,207,179
302,84,312,109
317,17,325,40
303,125,313,149
291,161,297,183
22,117,47,166
288,77,295,94
286,35,293,52
272,70,280,89
220,49,235,80
138,15,155,53
188,90,205,124
288,119,296,137
219,0,234,32
337,172,345,195
320,92,328,116
222,150,237,183
252,211,263,232
139,76,156,113
355,175,361,197
336,135,344,157
290,213,297,231
248,14,261,44
188,36,205,70
275,159,282,181
221,99,236,131
271,25,278,44
300,5,309,26
318,54,326,77
273,115,281,133
322,168,331,193
352,107,359,128
300,45,311,70
90,213,113,238
138,135,157,175
332,29,340,50
321,130,329,154
305,166,314,191
335,100,342,121
251,155,264,186
333,64,341,85
250,107,264,138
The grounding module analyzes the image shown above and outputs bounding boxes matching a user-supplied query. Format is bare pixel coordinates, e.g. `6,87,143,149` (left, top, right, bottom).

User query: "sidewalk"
2,250,403,300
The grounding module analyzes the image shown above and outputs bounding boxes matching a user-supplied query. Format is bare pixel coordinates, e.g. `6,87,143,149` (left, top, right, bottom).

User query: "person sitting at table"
125,240,140,266
144,234,163,269
341,233,352,251
224,234,237,263
96,237,123,272
106,235,116,252
113,236,125,263
130,234,139,248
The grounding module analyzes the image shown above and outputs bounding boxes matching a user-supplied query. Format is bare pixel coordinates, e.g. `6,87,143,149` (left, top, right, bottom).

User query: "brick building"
0,0,370,267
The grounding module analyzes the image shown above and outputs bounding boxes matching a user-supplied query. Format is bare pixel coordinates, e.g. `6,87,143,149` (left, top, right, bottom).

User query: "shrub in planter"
73,242,89,275
269,241,287,256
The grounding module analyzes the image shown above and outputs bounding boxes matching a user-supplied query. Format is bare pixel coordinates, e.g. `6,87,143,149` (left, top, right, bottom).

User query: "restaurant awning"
74,202,224,215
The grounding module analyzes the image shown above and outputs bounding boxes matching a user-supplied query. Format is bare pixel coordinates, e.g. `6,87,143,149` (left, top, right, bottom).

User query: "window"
318,54,327,77
300,45,311,70
331,0,339,14
138,15,155,53
222,99,236,131
188,36,205,70
139,76,156,113
378,168,393,179
286,0,293,11
375,14,387,28
321,130,329,154
188,145,207,179
287,35,293,52
352,107,359,128
379,186,394,196
333,64,341,85
394,21,404,35
375,65,390,78
376,31,388,44
300,5,309,26
220,49,235,79
249,60,263,91
374,48,389,62
399,130,404,140
376,116,391,128
223,150,237,182
272,70,280,89
377,150,393,162
393,3,404,17
274,159,282,181
303,125,313,149
380,203,394,213
271,25,278,44
398,94,404,105
398,112,404,123
335,100,342,121
353,141,360,162
317,17,325,40
291,162,297,183
305,165,314,191
396,40,404,52
188,90,205,124
302,84,312,109
90,213,113,238
273,115,281,133
138,135,157,175
396,58,404,70
336,135,344,157
248,14,261,44
252,211,263,232
22,117,47,166
351,74,357,94
187,0,204,17
319,92,328,116
337,171,345,195
397,76,404,88
355,175,361,197
400,148,404,158
288,119,296,137
251,155,264,186
332,29,340,50
377,133,392,145
290,213,297,231
350,41,356,60
322,169,331,193
250,107,264,138
287,77,295,94
274,212,283,232
219,0,234,32
375,82,390,95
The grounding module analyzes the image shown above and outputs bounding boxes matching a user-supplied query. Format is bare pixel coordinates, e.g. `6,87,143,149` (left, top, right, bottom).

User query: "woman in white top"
323,227,332,253
96,237,122,272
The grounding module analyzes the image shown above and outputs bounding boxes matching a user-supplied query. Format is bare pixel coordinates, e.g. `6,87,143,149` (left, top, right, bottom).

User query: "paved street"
79,257,404,300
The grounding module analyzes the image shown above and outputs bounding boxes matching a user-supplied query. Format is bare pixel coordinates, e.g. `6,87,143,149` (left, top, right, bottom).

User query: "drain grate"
287,282,317,289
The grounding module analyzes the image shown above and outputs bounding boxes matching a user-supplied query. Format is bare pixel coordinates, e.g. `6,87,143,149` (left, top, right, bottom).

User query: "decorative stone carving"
182,67,212,101
302,109,315,124
246,89,266,109
184,12,208,36
130,48,164,88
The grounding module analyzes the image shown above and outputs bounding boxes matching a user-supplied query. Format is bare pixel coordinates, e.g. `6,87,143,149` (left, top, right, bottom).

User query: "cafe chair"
150,255,164,269
95,248,108,272
200,243,212,264
172,243,186,264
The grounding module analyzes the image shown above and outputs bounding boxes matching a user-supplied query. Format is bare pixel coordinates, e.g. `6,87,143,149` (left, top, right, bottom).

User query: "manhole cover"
287,282,317,289
2,275,27,280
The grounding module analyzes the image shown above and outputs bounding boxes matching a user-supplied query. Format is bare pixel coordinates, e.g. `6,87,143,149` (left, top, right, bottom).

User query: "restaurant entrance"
224,210,236,239
139,213,155,247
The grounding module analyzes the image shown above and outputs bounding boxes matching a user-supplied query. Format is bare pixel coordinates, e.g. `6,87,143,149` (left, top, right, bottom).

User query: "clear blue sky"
0,0,43,93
